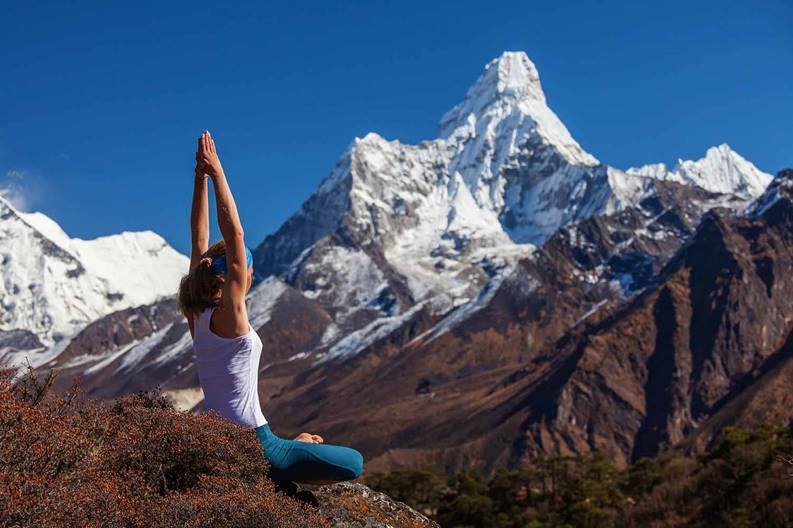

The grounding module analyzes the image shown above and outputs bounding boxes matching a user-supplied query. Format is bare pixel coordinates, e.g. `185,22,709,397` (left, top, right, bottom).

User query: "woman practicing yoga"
178,131,363,487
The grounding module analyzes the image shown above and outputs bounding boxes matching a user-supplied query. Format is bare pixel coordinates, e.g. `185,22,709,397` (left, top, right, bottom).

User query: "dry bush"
0,369,330,528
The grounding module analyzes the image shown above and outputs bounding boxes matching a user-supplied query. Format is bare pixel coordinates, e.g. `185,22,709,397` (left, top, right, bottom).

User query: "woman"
178,131,363,487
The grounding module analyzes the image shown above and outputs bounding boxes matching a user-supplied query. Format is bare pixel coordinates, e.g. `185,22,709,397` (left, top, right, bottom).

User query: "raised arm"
189,139,210,272
198,131,250,336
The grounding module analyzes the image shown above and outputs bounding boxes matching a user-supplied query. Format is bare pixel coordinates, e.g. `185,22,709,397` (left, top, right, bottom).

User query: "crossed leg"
256,425,364,485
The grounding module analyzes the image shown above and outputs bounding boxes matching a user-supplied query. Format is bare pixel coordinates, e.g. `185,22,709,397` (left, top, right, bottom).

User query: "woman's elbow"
227,229,245,242
191,233,209,246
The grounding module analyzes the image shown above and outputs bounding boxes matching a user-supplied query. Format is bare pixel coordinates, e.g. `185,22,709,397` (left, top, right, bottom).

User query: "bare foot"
294,432,324,443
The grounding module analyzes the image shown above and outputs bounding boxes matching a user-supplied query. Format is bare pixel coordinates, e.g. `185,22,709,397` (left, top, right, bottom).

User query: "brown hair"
177,240,227,320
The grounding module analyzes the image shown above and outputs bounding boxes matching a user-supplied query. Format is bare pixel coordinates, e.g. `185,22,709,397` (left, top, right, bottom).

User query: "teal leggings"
255,424,364,483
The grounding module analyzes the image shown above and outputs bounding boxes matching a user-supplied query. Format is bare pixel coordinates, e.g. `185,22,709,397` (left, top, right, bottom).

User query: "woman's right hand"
194,148,208,180
198,130,224,178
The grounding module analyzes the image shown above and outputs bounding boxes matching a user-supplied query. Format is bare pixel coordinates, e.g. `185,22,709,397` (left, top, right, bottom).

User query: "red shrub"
0,371,329,528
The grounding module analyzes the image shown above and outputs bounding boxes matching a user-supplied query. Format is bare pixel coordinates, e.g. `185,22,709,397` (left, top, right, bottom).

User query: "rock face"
25,51,787,476
43,298,194,398
316,483,439,528
507,168,793,467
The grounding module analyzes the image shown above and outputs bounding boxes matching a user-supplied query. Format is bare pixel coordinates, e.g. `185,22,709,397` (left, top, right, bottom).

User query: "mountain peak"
480,51,545,103
626,144,772,200
438,51,597,167
439,52,546,138
690,143,737,165
673,144,772,198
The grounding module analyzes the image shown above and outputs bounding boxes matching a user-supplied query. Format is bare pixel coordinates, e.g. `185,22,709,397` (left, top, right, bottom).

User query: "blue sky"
2,0,791,255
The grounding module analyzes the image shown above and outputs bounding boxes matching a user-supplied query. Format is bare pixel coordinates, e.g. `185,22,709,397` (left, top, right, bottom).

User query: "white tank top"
192,307,267,428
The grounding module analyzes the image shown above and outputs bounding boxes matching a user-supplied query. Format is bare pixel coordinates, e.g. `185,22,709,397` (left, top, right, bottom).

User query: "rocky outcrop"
316,483,439,528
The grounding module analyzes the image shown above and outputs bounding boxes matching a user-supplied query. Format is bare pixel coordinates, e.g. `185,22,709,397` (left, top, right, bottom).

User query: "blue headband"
210,247,253,275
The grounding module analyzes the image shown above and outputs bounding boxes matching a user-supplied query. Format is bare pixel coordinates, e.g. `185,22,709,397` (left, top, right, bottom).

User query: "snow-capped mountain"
25,50,785,474
0,194,188,361
255,51,772,341
22,50,772,376
626,143,771,199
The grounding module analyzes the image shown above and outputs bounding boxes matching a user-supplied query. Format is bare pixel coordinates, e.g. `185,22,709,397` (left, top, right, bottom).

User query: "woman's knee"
345,447,364,479
322,445,364,481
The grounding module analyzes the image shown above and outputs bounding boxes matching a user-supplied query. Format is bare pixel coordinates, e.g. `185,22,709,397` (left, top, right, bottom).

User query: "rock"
315,482,439,528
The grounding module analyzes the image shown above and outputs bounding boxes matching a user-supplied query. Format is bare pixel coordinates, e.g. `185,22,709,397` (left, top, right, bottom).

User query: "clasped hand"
195,130,223,179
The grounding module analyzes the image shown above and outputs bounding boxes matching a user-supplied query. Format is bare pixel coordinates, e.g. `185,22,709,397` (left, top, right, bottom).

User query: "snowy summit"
256,51,772,333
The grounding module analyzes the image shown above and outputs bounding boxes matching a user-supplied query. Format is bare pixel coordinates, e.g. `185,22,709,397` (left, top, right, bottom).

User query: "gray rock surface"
315,482,439,528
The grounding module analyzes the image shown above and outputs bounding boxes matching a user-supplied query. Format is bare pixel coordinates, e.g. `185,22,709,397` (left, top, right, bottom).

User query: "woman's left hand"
294,432,324,443
195,148,208,180
198,130,224,178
